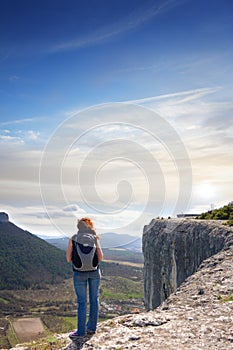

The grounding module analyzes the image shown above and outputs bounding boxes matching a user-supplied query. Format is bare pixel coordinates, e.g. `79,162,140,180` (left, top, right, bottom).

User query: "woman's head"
77,217,94,231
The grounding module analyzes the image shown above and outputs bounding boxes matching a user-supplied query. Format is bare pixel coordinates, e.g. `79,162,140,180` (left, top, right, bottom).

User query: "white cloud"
0,117,43,127
63,204,86,213
0,128,41,148
126,87,219,105
0,204,73,237
0,134,24,145
0,118,33,126
1,86,232,235
28,130,40,140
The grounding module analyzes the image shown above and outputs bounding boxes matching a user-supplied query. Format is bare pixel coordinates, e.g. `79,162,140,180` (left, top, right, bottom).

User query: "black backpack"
72,232,99,272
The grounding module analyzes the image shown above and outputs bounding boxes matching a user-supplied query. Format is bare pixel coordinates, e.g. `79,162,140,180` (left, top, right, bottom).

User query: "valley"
0,214,144,349
0,260,144,349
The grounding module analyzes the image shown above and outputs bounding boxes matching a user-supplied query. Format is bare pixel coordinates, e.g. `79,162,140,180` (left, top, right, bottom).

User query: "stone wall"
142,219,233,310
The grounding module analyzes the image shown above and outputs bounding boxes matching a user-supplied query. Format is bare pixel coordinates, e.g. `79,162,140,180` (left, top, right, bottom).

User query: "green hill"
197,202,233,225
0,217,72,290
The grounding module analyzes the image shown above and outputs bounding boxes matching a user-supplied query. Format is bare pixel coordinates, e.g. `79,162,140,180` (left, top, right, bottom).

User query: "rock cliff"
142,219,233,310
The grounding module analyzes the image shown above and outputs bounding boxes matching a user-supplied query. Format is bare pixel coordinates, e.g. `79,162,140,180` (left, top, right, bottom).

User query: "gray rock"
142,219,233,310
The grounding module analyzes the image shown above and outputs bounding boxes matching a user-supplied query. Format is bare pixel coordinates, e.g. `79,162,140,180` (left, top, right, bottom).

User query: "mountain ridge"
42,232,142,252
0,218,71,290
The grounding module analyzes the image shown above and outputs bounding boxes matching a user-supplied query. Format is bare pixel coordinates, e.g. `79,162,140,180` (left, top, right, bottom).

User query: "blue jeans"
73,268,101,336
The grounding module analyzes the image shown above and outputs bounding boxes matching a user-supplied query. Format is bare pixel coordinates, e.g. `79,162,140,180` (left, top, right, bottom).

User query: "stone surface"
143,219,233,310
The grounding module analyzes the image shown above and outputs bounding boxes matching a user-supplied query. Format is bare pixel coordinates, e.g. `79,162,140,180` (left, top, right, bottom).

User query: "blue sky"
0,0,233,238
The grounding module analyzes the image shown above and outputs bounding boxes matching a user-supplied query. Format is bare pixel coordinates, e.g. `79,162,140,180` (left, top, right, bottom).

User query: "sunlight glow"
194,183,216,200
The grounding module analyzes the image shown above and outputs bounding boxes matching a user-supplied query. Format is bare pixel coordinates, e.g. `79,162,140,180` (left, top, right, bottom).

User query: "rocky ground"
9,245,233,350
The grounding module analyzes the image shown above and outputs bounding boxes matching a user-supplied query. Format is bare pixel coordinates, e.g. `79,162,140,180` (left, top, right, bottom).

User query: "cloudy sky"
0,0,232,238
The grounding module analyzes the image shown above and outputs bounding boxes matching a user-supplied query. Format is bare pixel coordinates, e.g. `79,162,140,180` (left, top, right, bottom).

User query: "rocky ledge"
70,245,233,350
10,242,233,350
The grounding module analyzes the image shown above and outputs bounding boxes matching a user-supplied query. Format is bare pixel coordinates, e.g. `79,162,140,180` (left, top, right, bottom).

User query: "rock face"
142,219,233,310
0,212,9,223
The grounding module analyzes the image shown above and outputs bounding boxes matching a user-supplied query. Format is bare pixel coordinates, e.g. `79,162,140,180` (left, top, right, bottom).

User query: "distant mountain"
0,213,72,290
120,237,142,252
100,232,142,250
43,236,69,251
43,232,143,265
43,232,142,252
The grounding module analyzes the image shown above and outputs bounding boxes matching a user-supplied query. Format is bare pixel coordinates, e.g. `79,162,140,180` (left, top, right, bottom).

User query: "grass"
0,337,10,349
6,318,19,348
101,275,143,300
62,316,77,329
41,315,77,333
101,290,130,300
101,289,143,300
12,335,64,350
46,335,59,344
0,297,9,304
223,294,233,302
103,259,143,268
217,294,233,302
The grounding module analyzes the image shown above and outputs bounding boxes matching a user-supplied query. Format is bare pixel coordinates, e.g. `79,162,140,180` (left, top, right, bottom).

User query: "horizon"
0,0,233,238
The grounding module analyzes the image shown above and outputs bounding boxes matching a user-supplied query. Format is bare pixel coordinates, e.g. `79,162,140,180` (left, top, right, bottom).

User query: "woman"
66,217,103,340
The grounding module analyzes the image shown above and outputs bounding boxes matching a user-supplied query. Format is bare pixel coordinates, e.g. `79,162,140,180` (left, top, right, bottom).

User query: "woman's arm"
96,237,103,262
66,238,73,263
